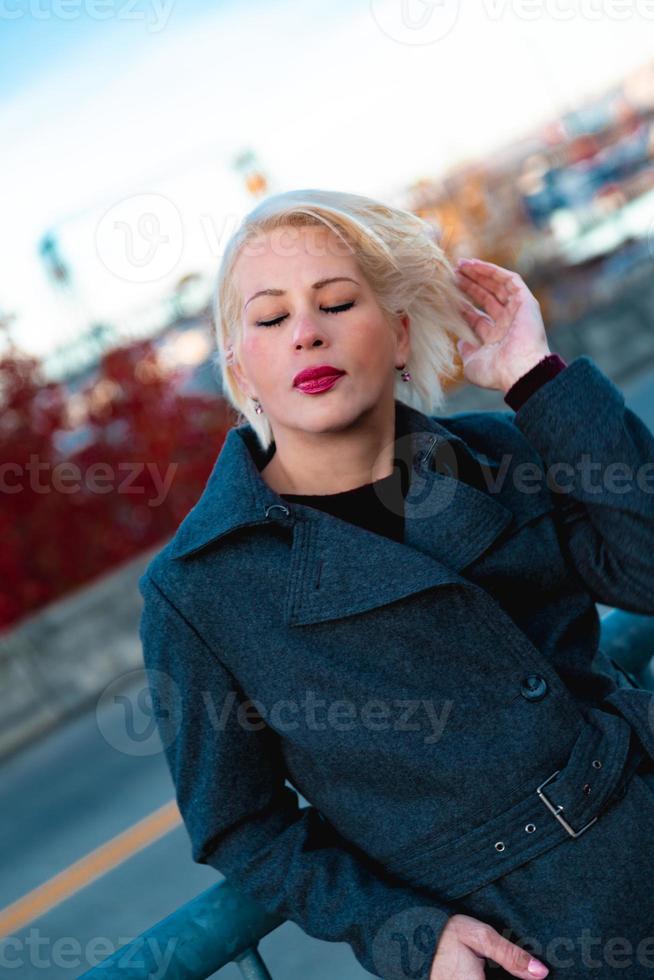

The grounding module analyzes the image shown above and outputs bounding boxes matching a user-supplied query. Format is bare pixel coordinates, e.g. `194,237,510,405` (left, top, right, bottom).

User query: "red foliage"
0,339,236,633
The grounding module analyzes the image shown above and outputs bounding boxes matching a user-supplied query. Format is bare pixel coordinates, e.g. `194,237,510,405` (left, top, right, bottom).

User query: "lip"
293,364,346,387
295,374,344,394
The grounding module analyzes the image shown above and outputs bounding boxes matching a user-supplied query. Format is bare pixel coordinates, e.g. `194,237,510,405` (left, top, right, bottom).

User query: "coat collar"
168,399,550,625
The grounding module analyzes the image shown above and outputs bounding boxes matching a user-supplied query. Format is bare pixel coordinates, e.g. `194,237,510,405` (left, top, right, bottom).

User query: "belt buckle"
536,769,599,838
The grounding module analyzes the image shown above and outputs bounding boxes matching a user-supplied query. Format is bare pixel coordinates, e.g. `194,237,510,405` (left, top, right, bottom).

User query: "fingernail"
528,958,548,977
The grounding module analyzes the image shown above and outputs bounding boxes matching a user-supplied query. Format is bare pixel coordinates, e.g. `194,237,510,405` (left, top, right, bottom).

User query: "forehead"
233,224,358,287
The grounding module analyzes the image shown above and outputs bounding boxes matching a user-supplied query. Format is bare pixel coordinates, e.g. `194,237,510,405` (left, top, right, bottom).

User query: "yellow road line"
0,800,181,937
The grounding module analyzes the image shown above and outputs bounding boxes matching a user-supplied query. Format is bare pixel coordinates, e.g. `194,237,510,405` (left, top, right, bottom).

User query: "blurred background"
2,2,654,977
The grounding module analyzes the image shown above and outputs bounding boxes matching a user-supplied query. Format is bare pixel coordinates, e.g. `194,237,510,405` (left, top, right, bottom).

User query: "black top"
262,359,570,547
280,468,406,543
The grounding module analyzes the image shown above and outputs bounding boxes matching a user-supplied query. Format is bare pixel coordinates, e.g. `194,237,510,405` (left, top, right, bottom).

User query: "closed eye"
256,301,355,328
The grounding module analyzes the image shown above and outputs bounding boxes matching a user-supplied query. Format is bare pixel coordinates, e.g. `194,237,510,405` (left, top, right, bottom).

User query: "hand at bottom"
430,914,549,979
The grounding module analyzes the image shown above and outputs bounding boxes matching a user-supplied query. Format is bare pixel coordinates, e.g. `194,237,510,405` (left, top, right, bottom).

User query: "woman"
138,188,654,979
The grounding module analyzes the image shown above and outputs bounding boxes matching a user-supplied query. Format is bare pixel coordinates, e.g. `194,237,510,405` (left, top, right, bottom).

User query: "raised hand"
454,257,552,395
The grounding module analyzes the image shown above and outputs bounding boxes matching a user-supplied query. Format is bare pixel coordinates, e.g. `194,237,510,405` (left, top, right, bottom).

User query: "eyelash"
255,301,355,328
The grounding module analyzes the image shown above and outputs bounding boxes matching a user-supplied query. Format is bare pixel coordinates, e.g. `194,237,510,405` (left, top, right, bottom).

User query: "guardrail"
77,876,283,979
80,607,654,979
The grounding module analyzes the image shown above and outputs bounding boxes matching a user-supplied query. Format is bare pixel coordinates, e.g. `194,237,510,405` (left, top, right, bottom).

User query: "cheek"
240,331,270,369
349,314,394,361
240,332,283,385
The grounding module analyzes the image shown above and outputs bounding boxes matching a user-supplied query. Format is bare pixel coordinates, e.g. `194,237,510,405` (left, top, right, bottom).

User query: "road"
2,362,653,980
0,669,368,979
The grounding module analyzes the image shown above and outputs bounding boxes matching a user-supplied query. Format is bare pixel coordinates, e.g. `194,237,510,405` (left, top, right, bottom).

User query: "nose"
291,314,328,350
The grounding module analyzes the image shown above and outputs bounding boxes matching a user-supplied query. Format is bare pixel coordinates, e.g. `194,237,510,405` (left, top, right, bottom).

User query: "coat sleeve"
137,570,457,980
505,354,654,614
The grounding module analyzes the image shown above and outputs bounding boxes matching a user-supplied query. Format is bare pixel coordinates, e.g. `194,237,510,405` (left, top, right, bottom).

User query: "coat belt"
383,708,643,901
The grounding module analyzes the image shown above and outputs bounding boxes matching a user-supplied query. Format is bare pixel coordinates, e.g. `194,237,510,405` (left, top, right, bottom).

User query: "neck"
260,397,397,495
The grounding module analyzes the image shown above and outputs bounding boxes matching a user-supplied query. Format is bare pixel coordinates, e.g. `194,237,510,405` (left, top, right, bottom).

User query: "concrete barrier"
0,543,163,762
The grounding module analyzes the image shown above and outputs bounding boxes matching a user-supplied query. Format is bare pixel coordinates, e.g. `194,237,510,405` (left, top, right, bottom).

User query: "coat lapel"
169,398,548,626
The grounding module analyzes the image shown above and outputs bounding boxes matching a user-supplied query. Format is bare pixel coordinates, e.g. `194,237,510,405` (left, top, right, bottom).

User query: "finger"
456,256,520,284
456,264,513,306
456,259,521,305
457,299,497,344
466,925,549,978
456,271,523,329
455,271,507,321
456,256,511,275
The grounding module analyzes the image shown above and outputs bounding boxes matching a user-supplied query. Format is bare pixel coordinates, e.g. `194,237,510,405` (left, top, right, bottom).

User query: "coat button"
520,673,549,701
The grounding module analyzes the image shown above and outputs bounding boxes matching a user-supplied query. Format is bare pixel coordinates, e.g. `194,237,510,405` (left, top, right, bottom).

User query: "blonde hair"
211,187,478,451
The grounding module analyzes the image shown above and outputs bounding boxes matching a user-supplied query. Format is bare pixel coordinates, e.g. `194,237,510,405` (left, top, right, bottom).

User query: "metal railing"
80,607,654,979
77,876,283,979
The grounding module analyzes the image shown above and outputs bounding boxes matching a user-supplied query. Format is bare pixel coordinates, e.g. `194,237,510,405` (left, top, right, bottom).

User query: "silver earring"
397,364,412,382
253,398,263,415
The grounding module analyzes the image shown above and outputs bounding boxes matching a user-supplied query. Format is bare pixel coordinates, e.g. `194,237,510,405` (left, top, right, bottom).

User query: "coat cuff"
503,353,568,411
508,354,624,453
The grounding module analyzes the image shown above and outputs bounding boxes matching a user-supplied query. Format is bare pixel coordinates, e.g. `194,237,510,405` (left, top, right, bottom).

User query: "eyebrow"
244,276,360,311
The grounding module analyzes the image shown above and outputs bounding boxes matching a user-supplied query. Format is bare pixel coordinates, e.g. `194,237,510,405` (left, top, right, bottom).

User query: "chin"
308,400,374,433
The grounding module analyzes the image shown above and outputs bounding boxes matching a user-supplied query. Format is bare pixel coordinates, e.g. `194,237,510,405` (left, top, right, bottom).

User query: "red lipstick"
293,364,346,394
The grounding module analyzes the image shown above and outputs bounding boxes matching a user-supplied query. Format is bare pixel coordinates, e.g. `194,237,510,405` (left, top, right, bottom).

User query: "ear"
227,347,255,400
394,312,411,365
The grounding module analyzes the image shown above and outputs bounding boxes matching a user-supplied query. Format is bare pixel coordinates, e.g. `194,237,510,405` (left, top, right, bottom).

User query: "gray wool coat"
138,355,654,979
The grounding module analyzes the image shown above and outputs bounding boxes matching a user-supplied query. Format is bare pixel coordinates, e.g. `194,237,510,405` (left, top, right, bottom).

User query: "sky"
3,0,654,363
